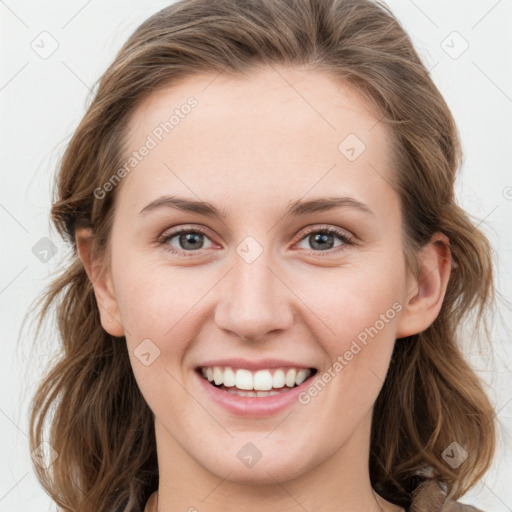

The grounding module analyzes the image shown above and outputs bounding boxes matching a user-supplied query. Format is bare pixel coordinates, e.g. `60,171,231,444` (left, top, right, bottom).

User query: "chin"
197,445,316,485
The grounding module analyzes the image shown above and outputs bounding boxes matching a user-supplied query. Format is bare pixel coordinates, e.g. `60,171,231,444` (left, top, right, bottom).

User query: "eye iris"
310,232,334,250
179,232,203,250
170,230,342,252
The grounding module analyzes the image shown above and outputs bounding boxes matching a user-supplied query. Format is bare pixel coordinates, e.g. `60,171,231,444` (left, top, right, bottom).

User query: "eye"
158,224,354,256
158,226,214,255
295,225,353,254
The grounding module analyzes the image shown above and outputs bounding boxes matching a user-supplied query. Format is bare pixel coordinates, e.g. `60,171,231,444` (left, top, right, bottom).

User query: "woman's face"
98,66,420,484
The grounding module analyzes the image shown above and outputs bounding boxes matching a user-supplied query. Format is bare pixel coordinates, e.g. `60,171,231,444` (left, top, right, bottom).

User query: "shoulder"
410,480,485,512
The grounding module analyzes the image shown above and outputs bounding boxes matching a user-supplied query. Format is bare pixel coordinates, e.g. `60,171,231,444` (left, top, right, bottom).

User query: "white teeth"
285,368,296,387
226,388,286,397
272,369,285,389
295,369,309,386
223,367,236,387
201,365,312,391
253,370,273,391
213,367,223,385
235,369,253,390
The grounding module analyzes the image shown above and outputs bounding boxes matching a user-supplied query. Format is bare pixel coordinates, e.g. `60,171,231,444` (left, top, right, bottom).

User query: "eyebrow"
138,195,374,218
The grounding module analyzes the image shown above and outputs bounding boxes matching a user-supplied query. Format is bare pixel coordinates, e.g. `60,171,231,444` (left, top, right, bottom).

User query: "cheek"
111,258,203,411
112,254,214,354
112,226,406,353
112,249,166,322
300,258,405,404
304,261,404,341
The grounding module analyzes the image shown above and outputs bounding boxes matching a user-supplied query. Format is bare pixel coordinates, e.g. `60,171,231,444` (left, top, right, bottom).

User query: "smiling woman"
27,1,496,512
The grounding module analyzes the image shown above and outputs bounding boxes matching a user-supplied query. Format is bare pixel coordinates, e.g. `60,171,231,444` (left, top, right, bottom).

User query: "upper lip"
197,358,316,371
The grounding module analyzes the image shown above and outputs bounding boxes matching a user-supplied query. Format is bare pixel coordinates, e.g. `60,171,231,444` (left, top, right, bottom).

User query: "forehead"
119,65,397,218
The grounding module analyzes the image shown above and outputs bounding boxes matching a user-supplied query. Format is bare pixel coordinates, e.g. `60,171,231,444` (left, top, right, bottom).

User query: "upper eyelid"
300,225,351,238
160,224,213,241
160,224,353,248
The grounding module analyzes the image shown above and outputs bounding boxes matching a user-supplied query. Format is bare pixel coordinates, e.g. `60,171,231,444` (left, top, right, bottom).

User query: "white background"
1,0,511,510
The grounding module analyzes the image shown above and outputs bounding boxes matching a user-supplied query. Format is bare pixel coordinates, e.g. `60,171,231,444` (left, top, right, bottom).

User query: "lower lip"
196,370,315,417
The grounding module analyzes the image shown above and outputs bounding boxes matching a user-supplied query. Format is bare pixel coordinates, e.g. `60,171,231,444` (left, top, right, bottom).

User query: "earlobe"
395,233,451,339
75,227,125,337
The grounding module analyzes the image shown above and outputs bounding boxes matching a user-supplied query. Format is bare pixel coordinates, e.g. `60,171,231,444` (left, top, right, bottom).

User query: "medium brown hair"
28,0,496,510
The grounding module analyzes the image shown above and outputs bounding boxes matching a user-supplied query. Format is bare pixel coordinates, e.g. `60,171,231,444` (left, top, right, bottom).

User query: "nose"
214,242,294,342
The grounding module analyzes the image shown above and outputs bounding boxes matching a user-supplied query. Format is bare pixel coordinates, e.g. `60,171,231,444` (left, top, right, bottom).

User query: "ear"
75,227,125,337
396,232,451,338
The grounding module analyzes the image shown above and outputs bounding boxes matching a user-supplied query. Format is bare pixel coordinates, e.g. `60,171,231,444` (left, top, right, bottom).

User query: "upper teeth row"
201,366,312,391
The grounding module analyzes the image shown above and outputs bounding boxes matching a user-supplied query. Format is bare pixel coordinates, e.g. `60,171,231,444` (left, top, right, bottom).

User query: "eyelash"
158,225,354,257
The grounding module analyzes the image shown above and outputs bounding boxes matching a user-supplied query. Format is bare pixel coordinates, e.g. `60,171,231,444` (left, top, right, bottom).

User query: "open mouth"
196,366,318,397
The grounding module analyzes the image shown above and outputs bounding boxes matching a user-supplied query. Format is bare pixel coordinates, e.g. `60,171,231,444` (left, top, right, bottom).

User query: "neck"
151,412,400,512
